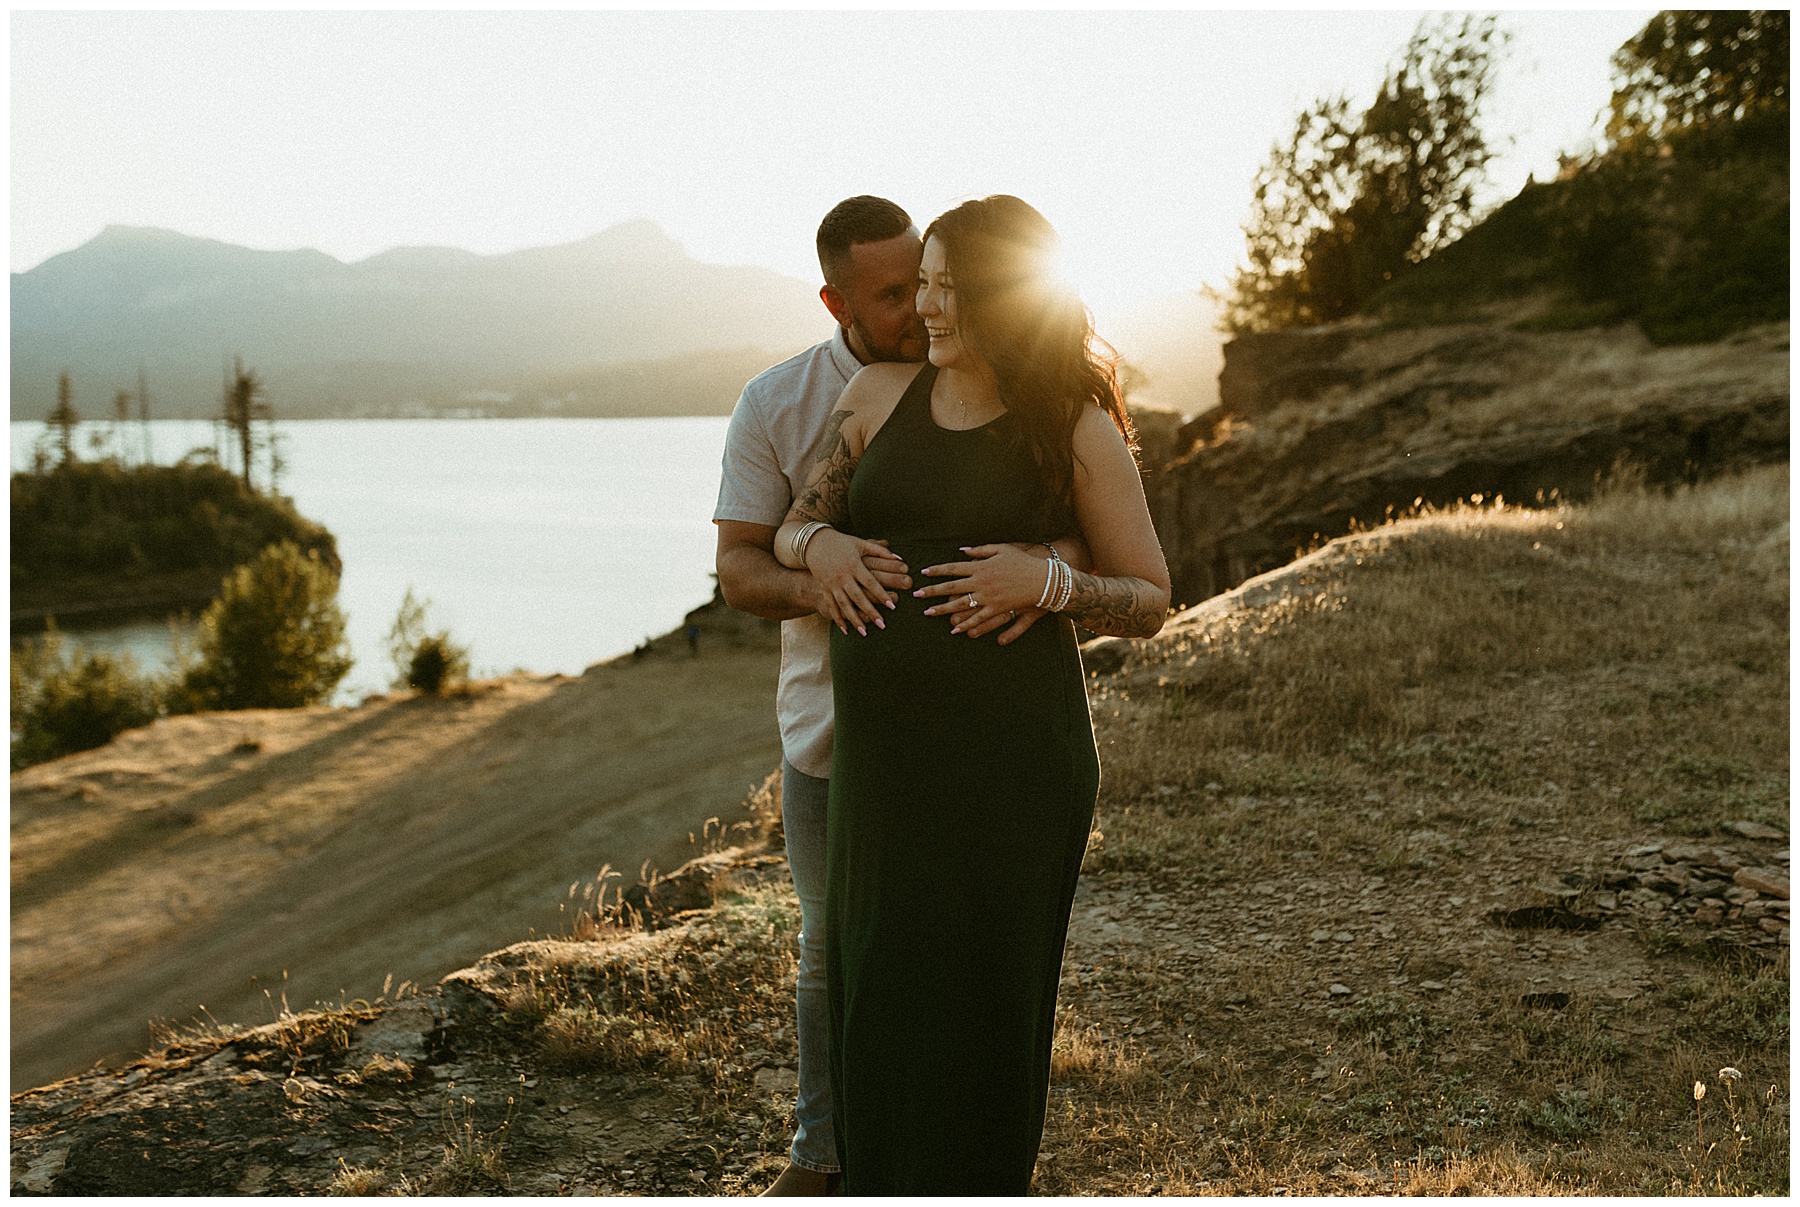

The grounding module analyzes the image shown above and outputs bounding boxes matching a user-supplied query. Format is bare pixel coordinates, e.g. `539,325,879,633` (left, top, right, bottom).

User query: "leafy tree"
11,624,160,768
1607,10,1789,149
179,540,353,710
1223,15,1507,332
386,588,470,695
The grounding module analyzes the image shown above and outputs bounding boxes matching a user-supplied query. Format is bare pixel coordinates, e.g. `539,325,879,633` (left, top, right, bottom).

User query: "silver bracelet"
1050,559,1075,613
1037,545,1067,610
792,521,829,566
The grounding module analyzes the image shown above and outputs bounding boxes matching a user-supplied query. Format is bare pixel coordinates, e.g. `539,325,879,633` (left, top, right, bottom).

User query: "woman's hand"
914,544,1057,637
807,528,906,636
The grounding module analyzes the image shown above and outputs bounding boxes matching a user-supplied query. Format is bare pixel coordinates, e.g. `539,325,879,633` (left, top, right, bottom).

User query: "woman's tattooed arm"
1062,570,1166,638
788,409,857,529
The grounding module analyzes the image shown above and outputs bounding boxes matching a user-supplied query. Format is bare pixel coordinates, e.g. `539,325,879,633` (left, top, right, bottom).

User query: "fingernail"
856,626,866,636
960,546,972,552
886,600,896,610
875,618,885,629
912,590,923,598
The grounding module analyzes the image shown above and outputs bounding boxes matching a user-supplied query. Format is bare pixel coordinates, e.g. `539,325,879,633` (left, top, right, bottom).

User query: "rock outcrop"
1147,318,1789,605
8,846,786,1196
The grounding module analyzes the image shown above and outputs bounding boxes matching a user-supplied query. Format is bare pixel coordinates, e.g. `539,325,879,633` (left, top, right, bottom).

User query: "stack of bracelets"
789,520,831,566
1037,546,1075,613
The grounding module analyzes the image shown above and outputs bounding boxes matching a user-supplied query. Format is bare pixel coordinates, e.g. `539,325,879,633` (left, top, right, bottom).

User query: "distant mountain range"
11,222,830,420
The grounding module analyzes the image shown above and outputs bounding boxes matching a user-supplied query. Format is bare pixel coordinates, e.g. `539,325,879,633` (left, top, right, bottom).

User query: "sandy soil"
10,611,782,1093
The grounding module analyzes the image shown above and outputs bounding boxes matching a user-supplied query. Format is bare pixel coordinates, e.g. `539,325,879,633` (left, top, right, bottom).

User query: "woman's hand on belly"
915,543,1058,639
807,529,909,636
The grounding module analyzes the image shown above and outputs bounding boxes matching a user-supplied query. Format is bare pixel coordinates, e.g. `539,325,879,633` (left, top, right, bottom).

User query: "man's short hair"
816,196,916,287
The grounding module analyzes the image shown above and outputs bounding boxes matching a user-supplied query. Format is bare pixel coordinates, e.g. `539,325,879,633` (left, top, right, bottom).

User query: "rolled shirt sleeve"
714,388,792,528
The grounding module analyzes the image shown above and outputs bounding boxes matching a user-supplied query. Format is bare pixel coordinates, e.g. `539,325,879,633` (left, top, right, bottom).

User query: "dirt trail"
10,613,781,1093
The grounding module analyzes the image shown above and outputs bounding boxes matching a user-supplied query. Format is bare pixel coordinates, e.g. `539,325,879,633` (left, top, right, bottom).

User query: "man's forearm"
718,544,821,621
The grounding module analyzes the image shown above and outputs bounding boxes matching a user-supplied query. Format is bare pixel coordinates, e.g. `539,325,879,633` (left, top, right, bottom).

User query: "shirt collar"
826,325,863,384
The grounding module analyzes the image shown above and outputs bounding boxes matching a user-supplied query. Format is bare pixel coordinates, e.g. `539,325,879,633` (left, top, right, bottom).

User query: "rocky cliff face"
1146,319,1789,606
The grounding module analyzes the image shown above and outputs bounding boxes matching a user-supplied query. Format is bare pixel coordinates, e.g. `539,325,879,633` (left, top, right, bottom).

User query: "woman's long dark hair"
922,196,1136,533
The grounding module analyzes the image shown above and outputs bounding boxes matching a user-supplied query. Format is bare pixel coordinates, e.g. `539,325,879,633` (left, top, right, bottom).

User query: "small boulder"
1734,867,1789,900
1727,820,1787,841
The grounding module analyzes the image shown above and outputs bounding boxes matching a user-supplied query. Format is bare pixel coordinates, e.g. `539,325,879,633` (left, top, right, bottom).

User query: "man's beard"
850,317,927,364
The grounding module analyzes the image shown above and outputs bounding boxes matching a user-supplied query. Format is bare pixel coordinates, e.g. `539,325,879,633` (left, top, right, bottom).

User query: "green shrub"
406,635,469,695
386,588,469,695
179,541,353,710
11,625,160,768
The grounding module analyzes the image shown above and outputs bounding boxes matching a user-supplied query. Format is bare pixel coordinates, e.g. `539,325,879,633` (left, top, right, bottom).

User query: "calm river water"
10,418,732,701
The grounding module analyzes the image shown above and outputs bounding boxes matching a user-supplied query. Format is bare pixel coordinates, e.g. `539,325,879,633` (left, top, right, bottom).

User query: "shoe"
758,1163,842,1196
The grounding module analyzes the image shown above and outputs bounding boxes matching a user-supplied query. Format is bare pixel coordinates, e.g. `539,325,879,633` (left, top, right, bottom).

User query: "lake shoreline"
11,417,735,700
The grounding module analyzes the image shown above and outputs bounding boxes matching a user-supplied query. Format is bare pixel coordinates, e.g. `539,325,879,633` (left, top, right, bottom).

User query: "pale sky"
13,9,1653,325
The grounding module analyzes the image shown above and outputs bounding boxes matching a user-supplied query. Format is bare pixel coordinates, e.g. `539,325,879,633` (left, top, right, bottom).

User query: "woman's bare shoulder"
837,362,925,444
1071,401,1129,447
840,361,922,409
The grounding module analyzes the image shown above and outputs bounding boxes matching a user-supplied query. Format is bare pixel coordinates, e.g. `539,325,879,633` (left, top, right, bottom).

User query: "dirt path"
10,613,782,1093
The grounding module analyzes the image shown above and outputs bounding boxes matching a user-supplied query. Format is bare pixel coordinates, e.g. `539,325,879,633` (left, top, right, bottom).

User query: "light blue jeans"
780,759,839,1173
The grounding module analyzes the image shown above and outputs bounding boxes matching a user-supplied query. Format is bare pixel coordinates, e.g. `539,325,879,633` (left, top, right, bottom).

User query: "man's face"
829,234,928,364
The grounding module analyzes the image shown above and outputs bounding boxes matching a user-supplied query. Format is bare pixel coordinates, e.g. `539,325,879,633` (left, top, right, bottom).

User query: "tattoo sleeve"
1062,570,1164,638
789,409,857,529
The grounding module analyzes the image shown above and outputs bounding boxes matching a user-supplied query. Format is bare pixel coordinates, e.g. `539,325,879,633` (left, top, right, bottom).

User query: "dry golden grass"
324,1162,391,1196
1039,464,1788,1195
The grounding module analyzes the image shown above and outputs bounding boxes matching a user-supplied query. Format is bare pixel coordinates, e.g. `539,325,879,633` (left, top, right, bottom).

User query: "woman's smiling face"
916,236,965,369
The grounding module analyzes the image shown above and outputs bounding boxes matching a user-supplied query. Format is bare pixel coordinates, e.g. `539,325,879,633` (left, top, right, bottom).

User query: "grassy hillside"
492,465,1788,1195
10,460,338,625
1056,464,1790,1193
11,468,1787,1194
8,602,780,1093
1370,111,1788,344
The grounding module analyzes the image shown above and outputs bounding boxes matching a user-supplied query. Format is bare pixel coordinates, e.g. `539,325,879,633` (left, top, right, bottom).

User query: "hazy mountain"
1101,290,1224,419
11,222,829,419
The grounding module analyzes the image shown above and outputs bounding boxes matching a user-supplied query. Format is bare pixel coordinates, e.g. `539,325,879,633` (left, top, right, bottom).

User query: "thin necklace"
945,384,971,428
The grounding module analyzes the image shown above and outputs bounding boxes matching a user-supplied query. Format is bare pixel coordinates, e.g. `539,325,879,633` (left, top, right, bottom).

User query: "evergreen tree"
222,358,271,490
46,371,80,467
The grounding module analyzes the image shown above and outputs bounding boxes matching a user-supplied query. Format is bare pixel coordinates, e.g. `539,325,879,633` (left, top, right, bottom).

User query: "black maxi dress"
825,364,1100,1195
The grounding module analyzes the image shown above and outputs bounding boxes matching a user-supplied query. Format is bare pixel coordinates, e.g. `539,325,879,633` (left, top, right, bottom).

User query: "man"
713,196,1079,1194
713,195,923,1196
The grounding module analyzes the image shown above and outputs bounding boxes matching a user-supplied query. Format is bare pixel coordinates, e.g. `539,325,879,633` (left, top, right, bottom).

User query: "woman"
773,195,1169,1194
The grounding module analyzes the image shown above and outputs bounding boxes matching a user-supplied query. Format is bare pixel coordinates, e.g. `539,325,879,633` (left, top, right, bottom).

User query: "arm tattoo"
790,409,856,529
1063,570,1163,638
